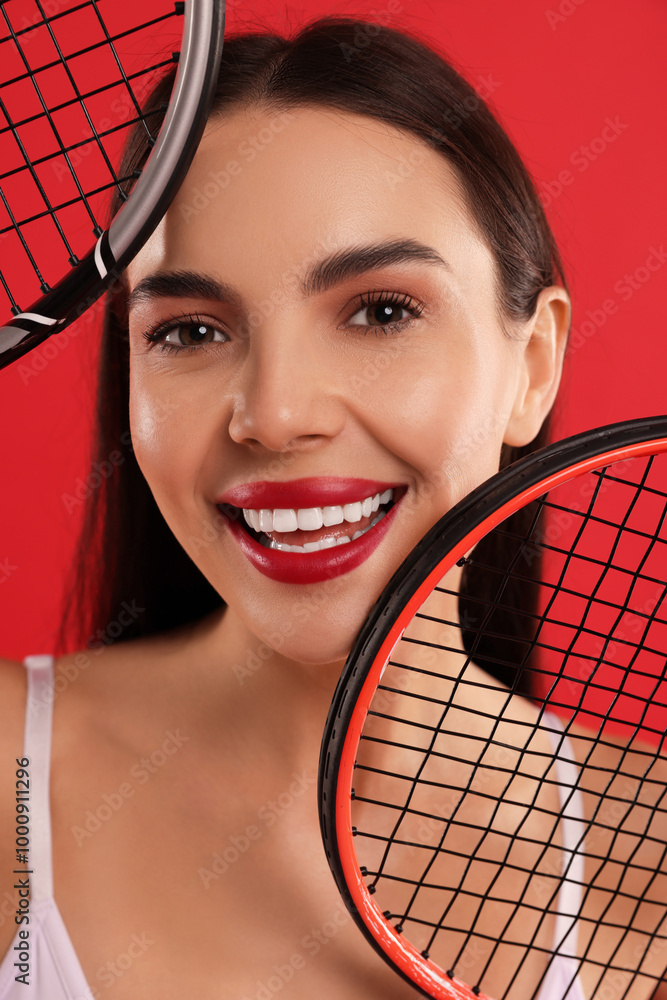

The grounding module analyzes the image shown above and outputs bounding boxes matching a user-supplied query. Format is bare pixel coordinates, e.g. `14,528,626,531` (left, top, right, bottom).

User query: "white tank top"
0,656,587,998
538,715,587,1000
0,655,94,999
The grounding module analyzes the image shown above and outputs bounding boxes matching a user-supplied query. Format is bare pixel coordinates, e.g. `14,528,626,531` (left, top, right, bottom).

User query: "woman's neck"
181,603,347,773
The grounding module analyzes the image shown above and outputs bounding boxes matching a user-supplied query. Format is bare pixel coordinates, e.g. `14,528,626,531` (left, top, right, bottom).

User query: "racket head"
319,415,667,1000
0,0,226,370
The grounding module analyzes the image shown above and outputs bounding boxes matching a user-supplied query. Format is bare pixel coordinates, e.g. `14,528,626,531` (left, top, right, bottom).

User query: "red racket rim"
323,425,667,1000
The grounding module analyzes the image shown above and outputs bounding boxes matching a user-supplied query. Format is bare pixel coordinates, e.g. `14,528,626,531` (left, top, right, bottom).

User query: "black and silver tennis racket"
320,415,667,1000
0,0,225,370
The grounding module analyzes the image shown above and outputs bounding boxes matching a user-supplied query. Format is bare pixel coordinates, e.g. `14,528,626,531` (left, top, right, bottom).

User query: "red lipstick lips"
217,477,399,509
215,477,405,585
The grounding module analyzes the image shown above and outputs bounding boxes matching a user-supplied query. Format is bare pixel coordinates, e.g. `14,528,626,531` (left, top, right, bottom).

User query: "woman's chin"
261,631,355,669
237,585,381,669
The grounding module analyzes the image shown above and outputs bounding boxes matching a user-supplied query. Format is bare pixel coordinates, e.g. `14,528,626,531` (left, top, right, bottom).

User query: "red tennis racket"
319,415,667,1000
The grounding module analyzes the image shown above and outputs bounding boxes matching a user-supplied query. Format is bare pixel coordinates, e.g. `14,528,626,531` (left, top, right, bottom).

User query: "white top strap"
22,655,56,903
543,711,586,959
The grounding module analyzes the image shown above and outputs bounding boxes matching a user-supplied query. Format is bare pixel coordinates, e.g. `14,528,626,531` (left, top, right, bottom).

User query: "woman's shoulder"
0,653,27,692
0,641,148,754
0,630,181,757
48,616,219,756
48,635,175,746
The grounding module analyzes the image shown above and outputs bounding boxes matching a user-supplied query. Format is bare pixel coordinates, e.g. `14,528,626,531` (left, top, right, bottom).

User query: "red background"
1,0,665,661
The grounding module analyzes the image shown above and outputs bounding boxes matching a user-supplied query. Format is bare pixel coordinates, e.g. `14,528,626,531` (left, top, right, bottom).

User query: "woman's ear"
503,286,571,448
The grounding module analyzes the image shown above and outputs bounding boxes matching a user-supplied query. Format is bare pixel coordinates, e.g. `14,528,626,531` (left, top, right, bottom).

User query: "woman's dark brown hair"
55,15,570,694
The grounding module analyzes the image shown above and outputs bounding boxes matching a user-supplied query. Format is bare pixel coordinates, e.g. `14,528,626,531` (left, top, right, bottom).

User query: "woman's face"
126,103,551,664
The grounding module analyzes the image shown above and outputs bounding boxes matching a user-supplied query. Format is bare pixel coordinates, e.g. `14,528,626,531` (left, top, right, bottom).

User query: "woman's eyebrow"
302,237,450,295
127,238,450,311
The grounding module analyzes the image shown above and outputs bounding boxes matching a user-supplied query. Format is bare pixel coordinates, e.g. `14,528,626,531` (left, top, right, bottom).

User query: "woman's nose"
227,325,346,453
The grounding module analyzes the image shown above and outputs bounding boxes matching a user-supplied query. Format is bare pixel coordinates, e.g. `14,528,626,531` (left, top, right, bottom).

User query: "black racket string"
456,467,666,997
0,0,181,315
362,478,666,995
351,453,667,998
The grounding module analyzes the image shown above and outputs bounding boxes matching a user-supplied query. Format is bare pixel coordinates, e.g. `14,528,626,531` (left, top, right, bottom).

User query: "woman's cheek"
129,375,203,518
366,362,507,507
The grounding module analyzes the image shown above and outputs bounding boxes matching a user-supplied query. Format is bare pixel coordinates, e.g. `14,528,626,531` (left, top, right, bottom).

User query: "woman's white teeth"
323,506,344,526
343,501,362,523
242,489,394,535
274,508,298,532
266,512,385,552
245,508,261,532
297,508,323,531
258,509,273,532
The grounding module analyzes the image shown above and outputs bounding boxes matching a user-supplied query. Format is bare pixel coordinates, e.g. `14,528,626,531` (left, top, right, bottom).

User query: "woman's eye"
164,323,227,347
143,320,229,353
347,293,423,334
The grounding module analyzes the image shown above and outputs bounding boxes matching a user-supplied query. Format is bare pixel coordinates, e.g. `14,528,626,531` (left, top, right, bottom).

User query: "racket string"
0,0,181,310
0,163,50,294
33,0,128,205
1,2,99,258
0,61,170,145
370,513,553,978
469,460,667,992
89,0,158,145
427,522,565,974
363,704,658,765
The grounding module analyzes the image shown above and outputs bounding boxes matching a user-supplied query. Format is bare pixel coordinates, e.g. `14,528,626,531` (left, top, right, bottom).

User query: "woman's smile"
216,477,408,584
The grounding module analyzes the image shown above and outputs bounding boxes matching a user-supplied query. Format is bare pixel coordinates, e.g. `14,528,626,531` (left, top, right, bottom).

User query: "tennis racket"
319,415,667,1000
0,0,225,370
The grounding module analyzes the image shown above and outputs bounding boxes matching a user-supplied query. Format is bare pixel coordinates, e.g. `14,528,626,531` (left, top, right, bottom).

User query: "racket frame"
319,416,667,1000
